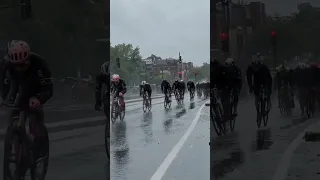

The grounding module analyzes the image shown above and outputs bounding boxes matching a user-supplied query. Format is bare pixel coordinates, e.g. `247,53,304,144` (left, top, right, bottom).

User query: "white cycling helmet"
141,81,146,85
112,74,120,82
100,62,109,75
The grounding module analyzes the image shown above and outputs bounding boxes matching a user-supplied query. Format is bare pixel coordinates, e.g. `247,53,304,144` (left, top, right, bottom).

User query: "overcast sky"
110,0,210,66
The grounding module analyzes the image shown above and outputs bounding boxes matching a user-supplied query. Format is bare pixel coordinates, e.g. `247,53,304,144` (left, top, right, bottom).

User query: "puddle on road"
252,128,273,151
111,121,130,168
212,149,244,179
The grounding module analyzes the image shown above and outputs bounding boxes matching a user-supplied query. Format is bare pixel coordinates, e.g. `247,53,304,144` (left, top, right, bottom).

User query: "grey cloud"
110,0,210,66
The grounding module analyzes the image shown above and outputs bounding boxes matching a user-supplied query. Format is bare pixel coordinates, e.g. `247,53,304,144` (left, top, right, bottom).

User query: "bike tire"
111,103,117,123
263,100,269,126
211,105,223,136
31,134,50,180
143,98,147,112
3,129,27,180
256,101,262,128
105,123,110,159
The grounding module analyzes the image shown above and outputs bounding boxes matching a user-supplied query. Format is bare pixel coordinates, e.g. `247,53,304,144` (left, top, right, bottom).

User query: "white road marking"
272,118,320,180
150,100,209,180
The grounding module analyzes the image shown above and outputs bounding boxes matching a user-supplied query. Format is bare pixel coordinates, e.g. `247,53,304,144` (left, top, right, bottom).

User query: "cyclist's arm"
36,66,53,104
120,81,127,94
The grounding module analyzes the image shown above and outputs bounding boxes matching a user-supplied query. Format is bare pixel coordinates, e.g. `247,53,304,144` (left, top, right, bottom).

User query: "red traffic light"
271,31,277,37
178,71,182,75
219,33,228,40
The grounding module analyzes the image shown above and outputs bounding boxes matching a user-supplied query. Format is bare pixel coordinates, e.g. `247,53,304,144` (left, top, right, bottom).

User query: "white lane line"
272,118,320,180
150,100,209,180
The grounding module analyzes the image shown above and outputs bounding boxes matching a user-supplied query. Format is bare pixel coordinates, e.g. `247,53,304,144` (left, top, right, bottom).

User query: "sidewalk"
285,119,320,180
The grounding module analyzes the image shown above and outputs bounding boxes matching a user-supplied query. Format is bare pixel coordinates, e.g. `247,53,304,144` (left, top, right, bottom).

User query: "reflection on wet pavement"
212,149,244,179
211,133,238,150
280,117,308,129
163,118,173,133
189,102,195,109
141,112,153,143
252,128,273,151
111,121,130,176
175,108,187,118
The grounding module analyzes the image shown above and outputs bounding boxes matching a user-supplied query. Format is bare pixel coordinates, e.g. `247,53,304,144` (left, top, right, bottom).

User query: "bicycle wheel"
111,103,117,123
119,106,125,121
262,99,269,126
211,104,223,136
164,97,168,108
148,98,152,111
229,96,236,131
142,98,147,112
105,123,110,159
3,129,27,180
31,133,50,180
256,101,262,128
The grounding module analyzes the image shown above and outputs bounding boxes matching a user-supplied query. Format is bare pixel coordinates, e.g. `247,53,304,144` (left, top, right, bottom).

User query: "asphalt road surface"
211,95,320,180
0,93,210,180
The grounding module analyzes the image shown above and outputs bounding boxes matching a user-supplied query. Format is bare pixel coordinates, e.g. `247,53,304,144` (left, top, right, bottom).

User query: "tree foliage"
246,3,320,63
110,42,210,85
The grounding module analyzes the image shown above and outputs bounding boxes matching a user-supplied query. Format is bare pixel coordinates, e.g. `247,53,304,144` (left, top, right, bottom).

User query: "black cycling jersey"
161,80,171,93
111,78,127,96
187,81,195,90
172,80,180,91
246,63,272,94
226,65,242,89
6,53,53,107
140,83,152,95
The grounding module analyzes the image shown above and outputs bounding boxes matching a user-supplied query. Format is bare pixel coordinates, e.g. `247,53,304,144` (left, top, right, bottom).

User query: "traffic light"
271,30,277,47
116,58,120,68
21,0,32,19
179,55,182,63
178,71,182,79
220,32,229,53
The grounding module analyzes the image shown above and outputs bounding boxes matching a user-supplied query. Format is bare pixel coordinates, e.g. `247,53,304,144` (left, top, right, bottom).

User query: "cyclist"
211,58,230,118
225,58,242,115
140,80,152,105
172,79,180,99
179,79,186,100
187,80,195,98
110,74,127,110
1,40,53,159
246,53,272,112
95,62,110,111
161,79,171,102
276,64,294,108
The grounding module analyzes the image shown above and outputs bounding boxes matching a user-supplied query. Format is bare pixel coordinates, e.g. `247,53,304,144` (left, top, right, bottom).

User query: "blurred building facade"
212,1,267,69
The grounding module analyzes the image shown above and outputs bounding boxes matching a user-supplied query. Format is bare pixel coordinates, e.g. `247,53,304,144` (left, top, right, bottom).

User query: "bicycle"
164,91,171,108
111,95,125,123
229,89,236,131
2,102,49,180
211,88,226,136
174,89,181,105
105,121,110,159
142,92,151,112
256,85,269,128
190,88,195,100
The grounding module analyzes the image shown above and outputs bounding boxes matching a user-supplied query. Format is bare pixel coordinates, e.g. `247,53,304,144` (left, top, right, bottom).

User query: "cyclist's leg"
254,87,259,111
233,88,240,115
30,110,49,158
148,90,152,104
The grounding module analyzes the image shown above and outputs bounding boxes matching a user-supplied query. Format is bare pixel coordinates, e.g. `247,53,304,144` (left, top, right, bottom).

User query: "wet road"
0,94,209,180
211,96,320,180
110,95,210,180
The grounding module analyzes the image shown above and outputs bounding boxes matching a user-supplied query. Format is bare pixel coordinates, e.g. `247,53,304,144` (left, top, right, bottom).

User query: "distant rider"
140,81,152,104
